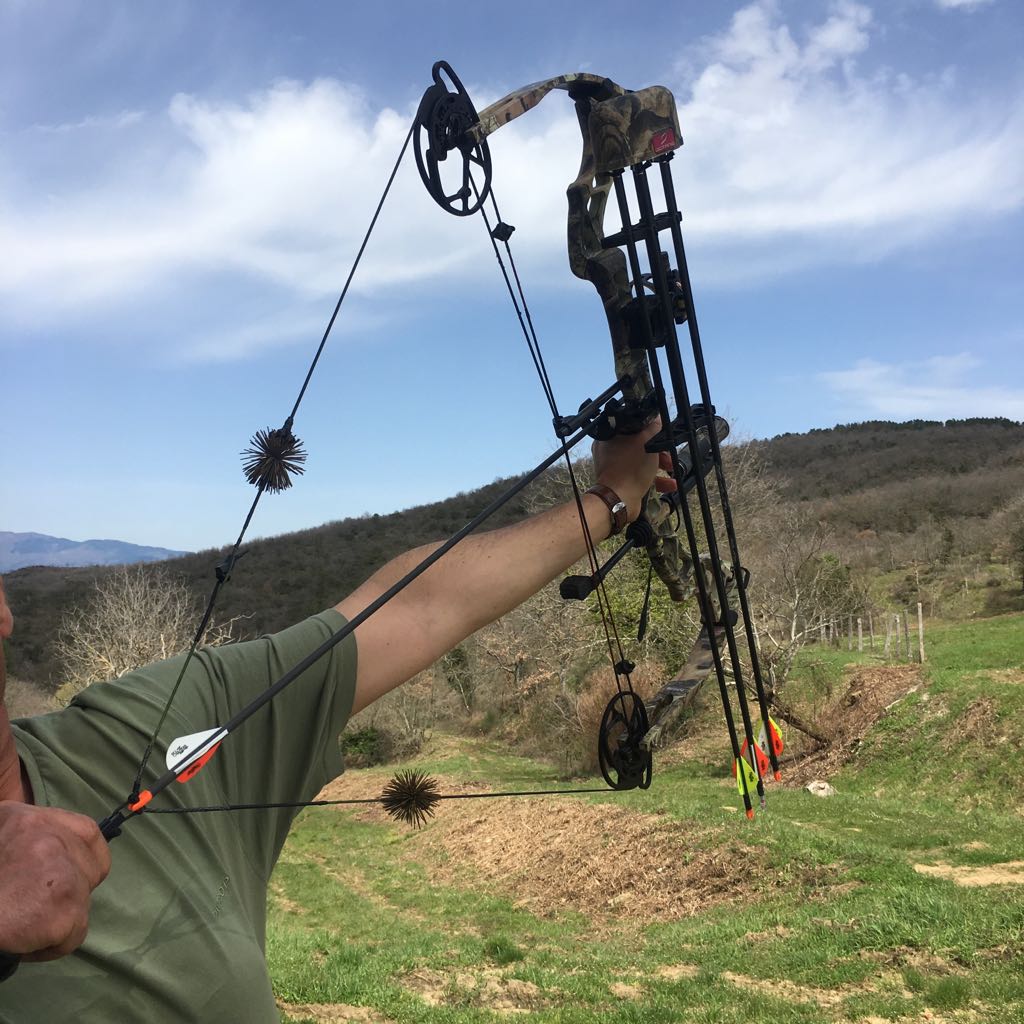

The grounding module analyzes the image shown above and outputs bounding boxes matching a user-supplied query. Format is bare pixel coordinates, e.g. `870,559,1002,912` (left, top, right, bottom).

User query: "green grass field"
267,614,1024,1023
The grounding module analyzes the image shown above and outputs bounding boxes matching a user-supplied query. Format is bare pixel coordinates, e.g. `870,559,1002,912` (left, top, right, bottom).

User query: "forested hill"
759,418,1024,502
755,418,1024,541
5,417,1023,689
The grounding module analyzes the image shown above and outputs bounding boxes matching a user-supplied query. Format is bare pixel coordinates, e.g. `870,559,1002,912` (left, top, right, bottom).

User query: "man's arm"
339,421,670,713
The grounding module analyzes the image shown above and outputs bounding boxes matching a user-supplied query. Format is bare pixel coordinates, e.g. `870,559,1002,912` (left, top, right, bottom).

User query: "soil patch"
913,860,1024,887
721,969,899,1008
412,798,762,923
318,773,765,923
276,1000,395,1023
856,946,967,974
269,882,306,916
401,966,549,1013
654,963,701,981
942,697,999,751
785,665,923,785
967,668,1024,686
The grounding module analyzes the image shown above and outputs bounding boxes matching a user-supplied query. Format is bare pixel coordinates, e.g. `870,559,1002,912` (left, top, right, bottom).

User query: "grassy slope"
267,615,1024,1023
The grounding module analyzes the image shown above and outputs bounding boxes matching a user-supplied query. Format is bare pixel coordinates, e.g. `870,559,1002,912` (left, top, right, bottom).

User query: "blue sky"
2,0,1021,552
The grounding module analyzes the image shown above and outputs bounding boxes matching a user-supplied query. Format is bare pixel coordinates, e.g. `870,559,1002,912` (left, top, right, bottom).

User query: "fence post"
903,610,912,660
857,617,863,652
917,602,926,663
884,615,892,658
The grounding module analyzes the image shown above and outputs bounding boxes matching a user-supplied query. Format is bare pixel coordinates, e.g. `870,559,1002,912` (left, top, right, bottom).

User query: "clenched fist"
0,801,111,960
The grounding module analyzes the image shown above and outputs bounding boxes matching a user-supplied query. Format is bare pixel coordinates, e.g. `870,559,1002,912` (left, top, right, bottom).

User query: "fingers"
50,809,112,890
0,803,110,960
655,451,678,493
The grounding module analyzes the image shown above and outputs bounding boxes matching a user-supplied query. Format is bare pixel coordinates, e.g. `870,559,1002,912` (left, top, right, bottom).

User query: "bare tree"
54,566,242,702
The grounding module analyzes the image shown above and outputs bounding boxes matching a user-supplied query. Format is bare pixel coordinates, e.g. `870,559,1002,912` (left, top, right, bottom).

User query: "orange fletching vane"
176,743,221,782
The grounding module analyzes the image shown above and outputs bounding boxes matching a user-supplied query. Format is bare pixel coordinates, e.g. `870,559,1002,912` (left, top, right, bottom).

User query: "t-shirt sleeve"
34,609,358,878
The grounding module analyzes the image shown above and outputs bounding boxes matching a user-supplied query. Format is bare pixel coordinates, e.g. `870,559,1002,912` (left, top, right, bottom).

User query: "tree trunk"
764,695,831,744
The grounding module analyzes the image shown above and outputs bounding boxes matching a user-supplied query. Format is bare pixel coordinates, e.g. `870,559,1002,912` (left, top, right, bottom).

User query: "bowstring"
129,122,416,799
119,112,645,825
138,786,613,816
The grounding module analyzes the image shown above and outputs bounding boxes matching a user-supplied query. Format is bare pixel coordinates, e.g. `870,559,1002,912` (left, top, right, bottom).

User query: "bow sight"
414,61,784,807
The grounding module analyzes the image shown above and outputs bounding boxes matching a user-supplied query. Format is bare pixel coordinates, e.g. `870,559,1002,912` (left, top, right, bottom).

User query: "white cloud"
820,352,1024,420
0,77,575,337
934,0,993,10
672,0,1023,264
0,2,1020,355
29,110,143,134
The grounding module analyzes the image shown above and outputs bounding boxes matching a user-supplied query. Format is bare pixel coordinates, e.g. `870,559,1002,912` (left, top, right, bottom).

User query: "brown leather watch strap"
586,483,628,536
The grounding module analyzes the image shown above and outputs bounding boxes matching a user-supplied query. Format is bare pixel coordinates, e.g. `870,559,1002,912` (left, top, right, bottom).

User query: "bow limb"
469,74,625,142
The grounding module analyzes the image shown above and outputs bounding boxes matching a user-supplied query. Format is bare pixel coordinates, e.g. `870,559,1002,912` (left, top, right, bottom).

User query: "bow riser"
566,87,695,602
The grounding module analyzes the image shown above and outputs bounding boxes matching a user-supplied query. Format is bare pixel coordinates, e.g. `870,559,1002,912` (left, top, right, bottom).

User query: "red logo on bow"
651,129,677,154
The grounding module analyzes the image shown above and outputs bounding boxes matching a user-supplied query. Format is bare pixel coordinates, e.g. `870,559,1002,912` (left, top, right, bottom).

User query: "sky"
1,0,1021,552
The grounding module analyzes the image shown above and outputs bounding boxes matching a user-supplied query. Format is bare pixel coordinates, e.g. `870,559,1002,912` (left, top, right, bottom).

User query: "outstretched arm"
338,421,670,713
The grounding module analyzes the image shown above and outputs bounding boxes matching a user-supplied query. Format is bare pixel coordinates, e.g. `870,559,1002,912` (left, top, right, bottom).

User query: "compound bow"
412,62,783,806
0,55,788,987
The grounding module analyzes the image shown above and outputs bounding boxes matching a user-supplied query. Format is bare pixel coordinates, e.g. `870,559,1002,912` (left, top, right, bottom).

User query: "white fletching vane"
166,728,228,773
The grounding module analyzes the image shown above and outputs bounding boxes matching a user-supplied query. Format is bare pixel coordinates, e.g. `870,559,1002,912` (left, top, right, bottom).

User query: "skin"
0,579,113,961
0,421,671,960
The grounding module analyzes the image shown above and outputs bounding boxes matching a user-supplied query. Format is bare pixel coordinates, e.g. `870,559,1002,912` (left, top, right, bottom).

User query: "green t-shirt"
1,609,356,1023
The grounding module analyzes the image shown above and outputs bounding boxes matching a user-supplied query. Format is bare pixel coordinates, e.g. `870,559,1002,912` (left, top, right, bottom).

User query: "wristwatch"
586,484,628,536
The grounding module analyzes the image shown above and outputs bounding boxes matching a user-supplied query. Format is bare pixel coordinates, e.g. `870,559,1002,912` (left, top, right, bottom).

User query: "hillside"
4,417,1022,691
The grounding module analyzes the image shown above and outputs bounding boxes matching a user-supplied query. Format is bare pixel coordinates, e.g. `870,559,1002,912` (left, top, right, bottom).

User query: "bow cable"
468,174,641,711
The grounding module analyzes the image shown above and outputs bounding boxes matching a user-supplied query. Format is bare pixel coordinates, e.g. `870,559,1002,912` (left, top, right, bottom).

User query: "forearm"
337,492,613,711
379,492,608,629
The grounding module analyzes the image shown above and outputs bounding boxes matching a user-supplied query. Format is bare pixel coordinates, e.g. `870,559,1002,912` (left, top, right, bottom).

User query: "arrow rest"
414,61,493,216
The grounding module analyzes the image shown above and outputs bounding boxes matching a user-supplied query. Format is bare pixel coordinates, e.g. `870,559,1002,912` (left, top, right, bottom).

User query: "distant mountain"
0,532,189,572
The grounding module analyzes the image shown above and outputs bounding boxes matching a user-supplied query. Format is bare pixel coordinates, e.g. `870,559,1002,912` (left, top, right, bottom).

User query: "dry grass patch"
319,773,766,924
277,999,395,1023
913,861,1024,887
401,966,549,1013
785,665,923,785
